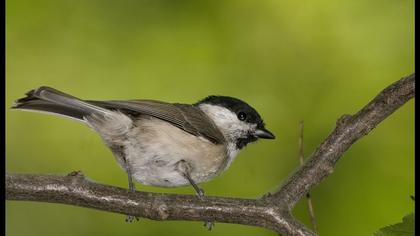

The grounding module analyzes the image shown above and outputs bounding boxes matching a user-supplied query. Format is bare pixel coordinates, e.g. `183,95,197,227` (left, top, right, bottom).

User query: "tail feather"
12,86,110,121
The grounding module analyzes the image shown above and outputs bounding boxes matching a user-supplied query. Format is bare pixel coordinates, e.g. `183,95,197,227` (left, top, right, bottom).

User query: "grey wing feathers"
174,103,226,144
12,86,111,121
88,100,226,144
13,86,225,144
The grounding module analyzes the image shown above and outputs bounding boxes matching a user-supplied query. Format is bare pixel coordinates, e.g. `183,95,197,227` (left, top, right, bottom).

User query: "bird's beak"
255,128,275,139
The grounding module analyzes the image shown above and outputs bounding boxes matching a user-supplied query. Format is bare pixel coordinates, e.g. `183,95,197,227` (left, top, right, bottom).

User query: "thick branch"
6,172,312,235
6,74,414,236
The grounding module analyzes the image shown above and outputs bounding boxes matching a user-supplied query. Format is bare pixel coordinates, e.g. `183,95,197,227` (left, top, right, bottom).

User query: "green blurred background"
6,0,414,235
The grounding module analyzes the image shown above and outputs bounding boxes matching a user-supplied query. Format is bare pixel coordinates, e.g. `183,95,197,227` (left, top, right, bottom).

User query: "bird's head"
195,95,275,150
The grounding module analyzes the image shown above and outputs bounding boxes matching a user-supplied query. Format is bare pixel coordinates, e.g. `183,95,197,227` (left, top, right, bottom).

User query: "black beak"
255,128,275,139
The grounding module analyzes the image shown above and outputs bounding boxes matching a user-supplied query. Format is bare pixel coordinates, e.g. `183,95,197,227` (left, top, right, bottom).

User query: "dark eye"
237,112,247,121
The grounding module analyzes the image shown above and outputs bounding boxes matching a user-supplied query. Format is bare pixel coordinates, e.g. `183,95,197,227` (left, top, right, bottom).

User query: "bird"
12,86,275,226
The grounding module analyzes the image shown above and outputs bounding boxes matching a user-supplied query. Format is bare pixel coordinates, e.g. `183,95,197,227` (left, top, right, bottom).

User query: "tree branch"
6,172,311,235
6,74,415,236
267,73,415,209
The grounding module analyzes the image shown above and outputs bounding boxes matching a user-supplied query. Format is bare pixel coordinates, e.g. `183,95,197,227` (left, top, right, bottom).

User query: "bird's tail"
12,86,110,122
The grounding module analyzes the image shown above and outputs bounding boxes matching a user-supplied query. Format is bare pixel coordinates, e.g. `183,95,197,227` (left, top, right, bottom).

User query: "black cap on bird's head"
195,96,275,145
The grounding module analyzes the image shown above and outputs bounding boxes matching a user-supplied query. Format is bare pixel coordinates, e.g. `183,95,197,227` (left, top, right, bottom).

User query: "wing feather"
88,100,225,144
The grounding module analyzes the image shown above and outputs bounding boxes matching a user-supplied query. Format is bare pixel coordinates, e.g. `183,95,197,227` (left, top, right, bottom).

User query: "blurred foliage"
373,213,414,236
6,0,414,236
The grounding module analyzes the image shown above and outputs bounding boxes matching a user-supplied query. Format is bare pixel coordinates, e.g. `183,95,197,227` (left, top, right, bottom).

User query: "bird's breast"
123,116,233,187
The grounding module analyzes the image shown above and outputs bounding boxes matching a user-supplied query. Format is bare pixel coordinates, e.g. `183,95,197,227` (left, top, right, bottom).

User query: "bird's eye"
237,112,247,121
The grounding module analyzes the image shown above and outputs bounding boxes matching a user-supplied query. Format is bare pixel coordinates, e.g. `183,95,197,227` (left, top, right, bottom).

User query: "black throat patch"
236,135,258,149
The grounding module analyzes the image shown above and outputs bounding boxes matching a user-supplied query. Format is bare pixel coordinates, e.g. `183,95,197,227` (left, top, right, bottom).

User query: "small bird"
12,87,275,225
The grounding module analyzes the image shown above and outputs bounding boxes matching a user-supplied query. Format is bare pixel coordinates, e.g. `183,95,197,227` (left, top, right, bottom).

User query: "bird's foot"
125,215,140,223
197,188,205,200
204,221,215,231
195,189,214,230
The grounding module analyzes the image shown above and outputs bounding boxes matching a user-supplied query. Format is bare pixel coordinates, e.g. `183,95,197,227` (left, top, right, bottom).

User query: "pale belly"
123,117,231,187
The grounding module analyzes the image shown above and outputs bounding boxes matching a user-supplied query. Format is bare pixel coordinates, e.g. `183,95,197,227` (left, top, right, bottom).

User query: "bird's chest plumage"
123,117,232,187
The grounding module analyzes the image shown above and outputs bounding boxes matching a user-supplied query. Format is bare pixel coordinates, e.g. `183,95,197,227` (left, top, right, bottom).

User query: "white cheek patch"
198,104,257,141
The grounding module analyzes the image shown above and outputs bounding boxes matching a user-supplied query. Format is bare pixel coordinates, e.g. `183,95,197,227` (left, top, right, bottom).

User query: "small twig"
298,121,318,234
298,121,305,166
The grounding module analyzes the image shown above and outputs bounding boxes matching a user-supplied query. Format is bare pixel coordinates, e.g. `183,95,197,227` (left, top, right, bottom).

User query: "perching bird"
12,86,275,225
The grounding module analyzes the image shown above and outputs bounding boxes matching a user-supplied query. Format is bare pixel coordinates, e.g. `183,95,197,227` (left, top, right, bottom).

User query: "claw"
197,188,205,200
204,221,215,231
125,215,139,223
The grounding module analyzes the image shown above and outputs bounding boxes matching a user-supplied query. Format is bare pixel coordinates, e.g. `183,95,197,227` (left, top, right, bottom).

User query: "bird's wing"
88,99,226,144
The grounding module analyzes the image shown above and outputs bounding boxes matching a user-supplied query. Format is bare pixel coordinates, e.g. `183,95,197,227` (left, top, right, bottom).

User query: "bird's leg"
176,160,204,198
124,157,139,223
176,160,215,231
184,172,205,199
